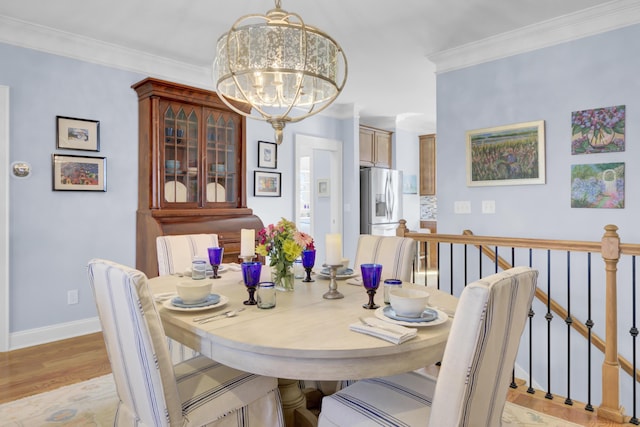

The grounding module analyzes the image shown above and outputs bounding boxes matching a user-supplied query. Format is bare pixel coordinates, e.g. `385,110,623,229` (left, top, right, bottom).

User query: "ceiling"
0,0,635,133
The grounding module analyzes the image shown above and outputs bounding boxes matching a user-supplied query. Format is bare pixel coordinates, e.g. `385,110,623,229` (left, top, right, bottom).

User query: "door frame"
0,85,9,351
294,134,343,253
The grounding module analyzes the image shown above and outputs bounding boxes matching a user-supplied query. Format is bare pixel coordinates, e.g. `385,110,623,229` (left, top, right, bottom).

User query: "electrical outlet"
454,201,471,214
67,290,79,305
482,200,496,214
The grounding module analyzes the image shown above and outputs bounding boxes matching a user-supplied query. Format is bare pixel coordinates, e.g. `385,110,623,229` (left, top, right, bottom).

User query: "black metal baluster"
565,251,573,405
436,242,440,290
449,243,454,295
510,246,517,389
494,246,499,273
528,248,535,394
545,249,554,400
423,241,428,286
464,244,468,288
585,253,594,412
630,256,639,425
479,245,483,279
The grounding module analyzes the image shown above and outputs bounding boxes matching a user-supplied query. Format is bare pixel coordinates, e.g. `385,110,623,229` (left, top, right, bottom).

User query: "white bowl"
389,289,430,318
176,281,212,304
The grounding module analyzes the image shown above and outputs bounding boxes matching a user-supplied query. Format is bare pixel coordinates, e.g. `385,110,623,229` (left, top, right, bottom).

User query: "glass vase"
272,267,295,292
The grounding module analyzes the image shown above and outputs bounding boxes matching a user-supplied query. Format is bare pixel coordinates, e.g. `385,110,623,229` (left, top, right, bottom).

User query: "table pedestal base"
278,378,319,427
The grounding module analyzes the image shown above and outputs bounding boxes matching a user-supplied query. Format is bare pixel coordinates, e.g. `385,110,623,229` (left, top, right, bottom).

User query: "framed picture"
571,162,624,209
52,154,106,191
56,116,100,151
258,140,277,169
571,105,625,154
317,179,330,197
254,171,281,197
466,120,545,187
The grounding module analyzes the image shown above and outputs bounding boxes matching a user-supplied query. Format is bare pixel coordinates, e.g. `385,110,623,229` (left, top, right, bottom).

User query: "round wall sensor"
11,161,31,178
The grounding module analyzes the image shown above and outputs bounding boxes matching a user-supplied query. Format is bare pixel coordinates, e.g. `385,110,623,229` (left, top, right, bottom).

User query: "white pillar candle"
325,234,342,265
240,229,255,257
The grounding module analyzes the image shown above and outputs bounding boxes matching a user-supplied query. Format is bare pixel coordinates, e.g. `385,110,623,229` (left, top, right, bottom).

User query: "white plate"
162,295,228,312
165,181,187,203
317,269,357,280
183,264,227,277
374,306,448,327
206,183,226,202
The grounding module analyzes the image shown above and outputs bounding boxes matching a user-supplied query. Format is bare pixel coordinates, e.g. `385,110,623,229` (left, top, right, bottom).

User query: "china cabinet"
359,125,392,168
133,78,263,277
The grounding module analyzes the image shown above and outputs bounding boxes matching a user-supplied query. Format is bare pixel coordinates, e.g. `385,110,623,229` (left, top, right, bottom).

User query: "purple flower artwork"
571,105,625,154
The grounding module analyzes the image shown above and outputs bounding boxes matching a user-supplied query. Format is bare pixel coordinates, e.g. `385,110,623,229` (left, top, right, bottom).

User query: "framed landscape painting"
52,154,106,191
466,120,545,187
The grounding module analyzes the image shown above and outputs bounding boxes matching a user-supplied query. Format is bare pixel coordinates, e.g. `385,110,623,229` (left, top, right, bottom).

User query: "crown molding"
428,0,640,73
0,15,214,90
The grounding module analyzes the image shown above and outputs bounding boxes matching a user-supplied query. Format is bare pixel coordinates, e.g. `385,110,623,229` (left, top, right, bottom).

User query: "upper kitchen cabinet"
419,134,436,195
132,78,263,276
359,125,393,168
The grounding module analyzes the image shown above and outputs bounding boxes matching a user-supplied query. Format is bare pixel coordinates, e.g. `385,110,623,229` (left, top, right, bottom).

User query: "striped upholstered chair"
318,266,538,426
353,235,416,282
88,258,284,427
156,233,219,363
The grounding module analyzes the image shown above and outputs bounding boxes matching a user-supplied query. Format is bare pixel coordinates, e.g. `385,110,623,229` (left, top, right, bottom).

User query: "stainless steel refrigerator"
360,167,403,236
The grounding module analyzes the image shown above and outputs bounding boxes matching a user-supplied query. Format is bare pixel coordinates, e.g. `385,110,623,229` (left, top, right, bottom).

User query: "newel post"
397,219,408,237
598,224,626,422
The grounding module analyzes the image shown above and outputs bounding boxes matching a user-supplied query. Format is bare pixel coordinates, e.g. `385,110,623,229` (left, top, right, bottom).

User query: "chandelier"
213,0,348,145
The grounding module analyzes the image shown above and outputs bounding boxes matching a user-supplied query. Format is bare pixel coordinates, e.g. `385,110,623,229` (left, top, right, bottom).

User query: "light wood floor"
0,333,635,426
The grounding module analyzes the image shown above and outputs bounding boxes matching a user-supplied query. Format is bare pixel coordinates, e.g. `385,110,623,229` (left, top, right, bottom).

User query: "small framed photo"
52,154,106,191
56,116,100,151
317,179,330,197
254,170,281,197
258,140,277,169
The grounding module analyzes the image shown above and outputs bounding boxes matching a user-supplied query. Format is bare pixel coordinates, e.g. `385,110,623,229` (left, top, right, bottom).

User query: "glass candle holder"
360,263,383,309
241,262,262,305
207,247,224,279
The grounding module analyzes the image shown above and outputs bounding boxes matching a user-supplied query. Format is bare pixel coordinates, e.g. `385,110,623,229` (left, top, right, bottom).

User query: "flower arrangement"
256,218,314,290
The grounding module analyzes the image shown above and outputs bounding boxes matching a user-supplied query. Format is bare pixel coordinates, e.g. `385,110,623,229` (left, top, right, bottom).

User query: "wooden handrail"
397,220,639,422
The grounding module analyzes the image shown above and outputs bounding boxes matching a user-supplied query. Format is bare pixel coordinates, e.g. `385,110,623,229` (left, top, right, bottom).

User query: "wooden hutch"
133,78,263,277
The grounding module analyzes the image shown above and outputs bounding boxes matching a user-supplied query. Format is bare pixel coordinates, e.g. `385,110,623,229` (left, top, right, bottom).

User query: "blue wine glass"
360,263,383,309
207,247,224,279
241,262,262,305
301,249,316,282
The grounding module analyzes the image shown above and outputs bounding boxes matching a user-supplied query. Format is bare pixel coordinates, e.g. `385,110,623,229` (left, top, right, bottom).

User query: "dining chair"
88,258,284,427
156,233,219,276
353,234,416,282
156,233,219,363
318,266,538,427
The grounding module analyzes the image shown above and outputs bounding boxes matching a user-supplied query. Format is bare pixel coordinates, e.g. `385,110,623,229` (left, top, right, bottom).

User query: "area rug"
0,375,580,426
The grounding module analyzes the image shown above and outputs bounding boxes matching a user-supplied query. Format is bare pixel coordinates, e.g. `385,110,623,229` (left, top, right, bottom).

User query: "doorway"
295,134,343,265
1,85,9,351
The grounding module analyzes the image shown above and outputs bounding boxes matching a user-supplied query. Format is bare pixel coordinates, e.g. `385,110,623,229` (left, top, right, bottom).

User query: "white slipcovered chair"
88,258,284,427
318,266,538,427
156,233,219,276
156,233,219,363
353,235,416,282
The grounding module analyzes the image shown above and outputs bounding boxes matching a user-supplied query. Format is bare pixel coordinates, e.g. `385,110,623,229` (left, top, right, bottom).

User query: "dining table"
149,266,457,427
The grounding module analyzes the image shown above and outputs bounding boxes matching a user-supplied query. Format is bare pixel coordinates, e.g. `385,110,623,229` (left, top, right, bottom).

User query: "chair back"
156,234,219,276
88,258,183,426
353,235,415,281
429,266,538,426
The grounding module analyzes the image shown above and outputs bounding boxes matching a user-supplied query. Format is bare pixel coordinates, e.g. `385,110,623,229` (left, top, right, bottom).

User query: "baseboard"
9,317,101,350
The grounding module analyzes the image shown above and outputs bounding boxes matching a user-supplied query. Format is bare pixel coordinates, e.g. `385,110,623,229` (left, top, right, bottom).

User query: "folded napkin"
350,317,418,344
345,277,362,286
225,263,242,272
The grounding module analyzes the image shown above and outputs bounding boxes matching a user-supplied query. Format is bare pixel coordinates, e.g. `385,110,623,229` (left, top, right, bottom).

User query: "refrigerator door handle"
385,173,394,221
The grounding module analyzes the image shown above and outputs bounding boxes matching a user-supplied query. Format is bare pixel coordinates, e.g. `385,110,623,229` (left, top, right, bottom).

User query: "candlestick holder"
239,255,255,263
322,263,344,299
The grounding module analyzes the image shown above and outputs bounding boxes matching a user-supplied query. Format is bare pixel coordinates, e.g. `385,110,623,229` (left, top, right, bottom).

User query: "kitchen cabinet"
132,78,263,276
359,125,392,168
419,134,436,195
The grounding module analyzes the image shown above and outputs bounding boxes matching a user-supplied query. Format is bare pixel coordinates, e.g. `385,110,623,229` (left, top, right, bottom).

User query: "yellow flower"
283,239,303,262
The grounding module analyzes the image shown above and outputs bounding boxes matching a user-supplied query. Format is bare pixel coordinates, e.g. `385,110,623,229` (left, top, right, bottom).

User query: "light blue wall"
437,24,640,242
435,24,640,411
1,43,357,339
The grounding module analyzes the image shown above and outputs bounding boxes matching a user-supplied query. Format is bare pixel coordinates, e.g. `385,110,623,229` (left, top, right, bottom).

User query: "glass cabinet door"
204,109,238,206
161,101,200,206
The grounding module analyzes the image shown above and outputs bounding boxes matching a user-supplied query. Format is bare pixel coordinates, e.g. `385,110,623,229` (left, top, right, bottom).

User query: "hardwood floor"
0,333,636,426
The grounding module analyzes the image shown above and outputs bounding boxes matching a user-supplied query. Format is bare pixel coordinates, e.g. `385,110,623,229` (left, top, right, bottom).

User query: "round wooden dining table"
149,268,456,427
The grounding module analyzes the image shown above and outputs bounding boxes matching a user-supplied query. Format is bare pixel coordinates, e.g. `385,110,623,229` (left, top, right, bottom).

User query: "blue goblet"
301,249,316,283
241,262,262,305
207,247,224,279
360,263,383,309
